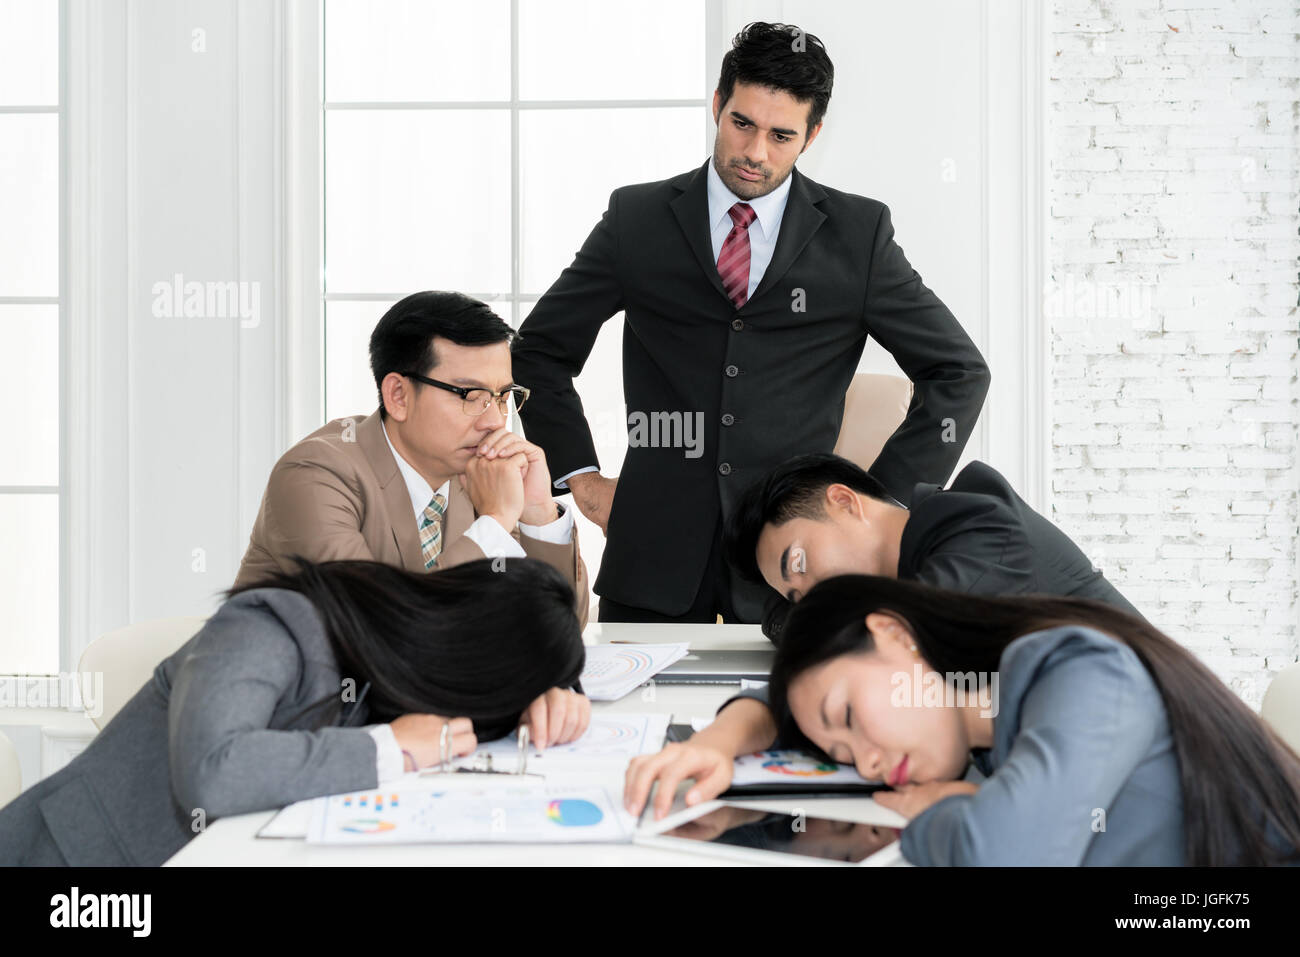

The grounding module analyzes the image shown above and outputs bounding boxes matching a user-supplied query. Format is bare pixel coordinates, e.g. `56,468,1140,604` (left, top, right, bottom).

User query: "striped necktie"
717,202,757,308
419,492,447,570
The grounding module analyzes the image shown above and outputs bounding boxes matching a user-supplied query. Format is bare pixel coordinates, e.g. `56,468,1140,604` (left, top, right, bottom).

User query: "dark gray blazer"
0,589,379,866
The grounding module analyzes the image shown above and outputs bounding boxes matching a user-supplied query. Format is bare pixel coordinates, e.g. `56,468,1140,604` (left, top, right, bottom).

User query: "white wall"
76,0,290,632
0,0,294,785
1048,0,1299,705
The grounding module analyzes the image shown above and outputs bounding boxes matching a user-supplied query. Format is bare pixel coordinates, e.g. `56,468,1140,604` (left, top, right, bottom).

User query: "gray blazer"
0,588,379,866
900,624,1183,865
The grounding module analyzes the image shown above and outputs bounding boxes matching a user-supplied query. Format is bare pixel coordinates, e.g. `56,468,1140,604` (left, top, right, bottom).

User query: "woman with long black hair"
769,574,1300,866
0,557,587,866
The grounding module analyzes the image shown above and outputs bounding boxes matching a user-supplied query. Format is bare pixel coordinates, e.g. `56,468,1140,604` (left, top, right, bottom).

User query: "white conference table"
166,622,908,866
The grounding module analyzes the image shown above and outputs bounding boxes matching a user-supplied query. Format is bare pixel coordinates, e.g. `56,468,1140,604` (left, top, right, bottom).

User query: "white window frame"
0,0,64,680
304,0,720,422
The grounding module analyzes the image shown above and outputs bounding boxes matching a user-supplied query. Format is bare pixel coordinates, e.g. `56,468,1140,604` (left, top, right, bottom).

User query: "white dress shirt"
369,419,574,779
554,158,795,490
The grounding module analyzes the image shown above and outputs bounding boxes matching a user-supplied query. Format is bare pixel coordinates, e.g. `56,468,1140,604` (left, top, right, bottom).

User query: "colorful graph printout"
307,785,632,845
579,643,689,700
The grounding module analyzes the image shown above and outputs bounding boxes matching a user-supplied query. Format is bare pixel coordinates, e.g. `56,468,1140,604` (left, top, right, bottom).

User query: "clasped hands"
459,426,558,530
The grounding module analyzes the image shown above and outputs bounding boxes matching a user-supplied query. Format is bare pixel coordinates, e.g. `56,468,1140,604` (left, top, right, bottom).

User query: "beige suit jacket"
233,410,589,626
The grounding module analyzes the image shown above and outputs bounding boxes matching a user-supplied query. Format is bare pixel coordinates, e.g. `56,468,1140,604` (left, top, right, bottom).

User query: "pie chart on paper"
545,798,605,827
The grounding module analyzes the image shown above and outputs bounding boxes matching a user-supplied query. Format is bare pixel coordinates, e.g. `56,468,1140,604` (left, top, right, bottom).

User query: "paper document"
731,750,881,788
579,643,690,700
474,712,670,765
258,797,320,839
306,783,633,844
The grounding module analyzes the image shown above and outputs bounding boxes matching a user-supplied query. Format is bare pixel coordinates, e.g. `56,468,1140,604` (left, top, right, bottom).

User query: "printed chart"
473,712,670,765
579,643,689,700
306,785,631,845
730,750,879,787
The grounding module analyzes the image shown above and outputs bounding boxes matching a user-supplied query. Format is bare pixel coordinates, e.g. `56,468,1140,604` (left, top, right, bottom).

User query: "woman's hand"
873,780,979,820
389,714,477,770
521,687,591,749
624,741,736,820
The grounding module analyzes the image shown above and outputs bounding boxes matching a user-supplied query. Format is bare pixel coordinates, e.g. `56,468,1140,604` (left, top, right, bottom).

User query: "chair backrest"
1261,662,1300,756
78,617,208,731
0,730,20,809
834,373,914,471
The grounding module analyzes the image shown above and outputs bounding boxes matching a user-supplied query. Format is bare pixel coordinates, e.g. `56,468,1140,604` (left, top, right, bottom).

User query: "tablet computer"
636,801,905,866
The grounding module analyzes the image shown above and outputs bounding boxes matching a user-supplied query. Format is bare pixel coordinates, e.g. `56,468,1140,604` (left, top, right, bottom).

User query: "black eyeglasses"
402,372,530,416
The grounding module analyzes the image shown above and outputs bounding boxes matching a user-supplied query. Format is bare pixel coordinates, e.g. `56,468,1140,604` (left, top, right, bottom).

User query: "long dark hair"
769,574,1300,866
228,557,585,742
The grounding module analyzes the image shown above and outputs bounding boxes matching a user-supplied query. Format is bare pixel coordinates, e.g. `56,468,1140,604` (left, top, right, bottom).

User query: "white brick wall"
1049,0,1299,706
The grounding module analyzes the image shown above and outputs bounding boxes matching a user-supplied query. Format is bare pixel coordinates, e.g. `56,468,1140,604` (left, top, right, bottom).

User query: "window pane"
519,0,705,101
0,0,58,106
325,0,510,102
325,299,396,422
324,110,511,294
0,494,59,675
0,305,58,485
0,114,58,296
519,108,702,292
325,299,516,422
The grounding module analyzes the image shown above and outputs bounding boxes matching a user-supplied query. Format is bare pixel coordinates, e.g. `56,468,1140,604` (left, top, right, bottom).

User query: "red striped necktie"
717,202,757,308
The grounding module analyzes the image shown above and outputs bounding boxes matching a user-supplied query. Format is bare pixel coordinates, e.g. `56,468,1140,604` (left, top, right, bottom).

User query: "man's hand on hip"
566,472,618,536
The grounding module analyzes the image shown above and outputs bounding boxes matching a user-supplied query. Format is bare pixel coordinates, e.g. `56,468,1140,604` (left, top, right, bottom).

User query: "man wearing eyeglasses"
233,291,589,632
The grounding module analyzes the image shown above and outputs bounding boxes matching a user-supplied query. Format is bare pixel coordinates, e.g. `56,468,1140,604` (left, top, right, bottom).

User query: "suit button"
718,463,732,475
725,365,739,377
721,413,735,426
731,318,744,331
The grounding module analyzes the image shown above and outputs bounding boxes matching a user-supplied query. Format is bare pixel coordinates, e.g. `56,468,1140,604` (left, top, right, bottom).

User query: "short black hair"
717,22,834,136
368,291,516,414
723,452,895,588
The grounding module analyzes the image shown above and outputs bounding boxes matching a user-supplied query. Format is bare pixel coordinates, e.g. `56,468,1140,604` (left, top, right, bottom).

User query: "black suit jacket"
512,159,991,618
899,460,1143,618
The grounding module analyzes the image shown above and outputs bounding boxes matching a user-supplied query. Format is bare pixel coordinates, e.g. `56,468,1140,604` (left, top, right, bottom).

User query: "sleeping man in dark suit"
511,22,991,624
727,453,1142,629
623,452,1146,819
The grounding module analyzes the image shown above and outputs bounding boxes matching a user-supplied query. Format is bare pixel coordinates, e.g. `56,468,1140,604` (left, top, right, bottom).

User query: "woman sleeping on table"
764,575,1300,866
0,557,589,866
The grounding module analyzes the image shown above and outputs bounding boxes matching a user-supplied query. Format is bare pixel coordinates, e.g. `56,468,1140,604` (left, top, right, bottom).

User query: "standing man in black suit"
511,22,991,623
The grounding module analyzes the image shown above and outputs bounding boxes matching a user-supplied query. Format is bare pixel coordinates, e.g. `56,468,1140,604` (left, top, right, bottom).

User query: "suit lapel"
748,167,827,305
669,161,829,311
669,161,733,307
356,411,425,572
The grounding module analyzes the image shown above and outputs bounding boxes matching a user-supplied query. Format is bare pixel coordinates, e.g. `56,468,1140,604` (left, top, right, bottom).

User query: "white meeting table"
165,622,908,866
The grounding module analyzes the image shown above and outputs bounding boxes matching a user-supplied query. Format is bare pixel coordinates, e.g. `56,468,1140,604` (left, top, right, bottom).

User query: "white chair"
0,730,20,809
78,617,208,731
1261,662,1300,755
834,373,914,472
